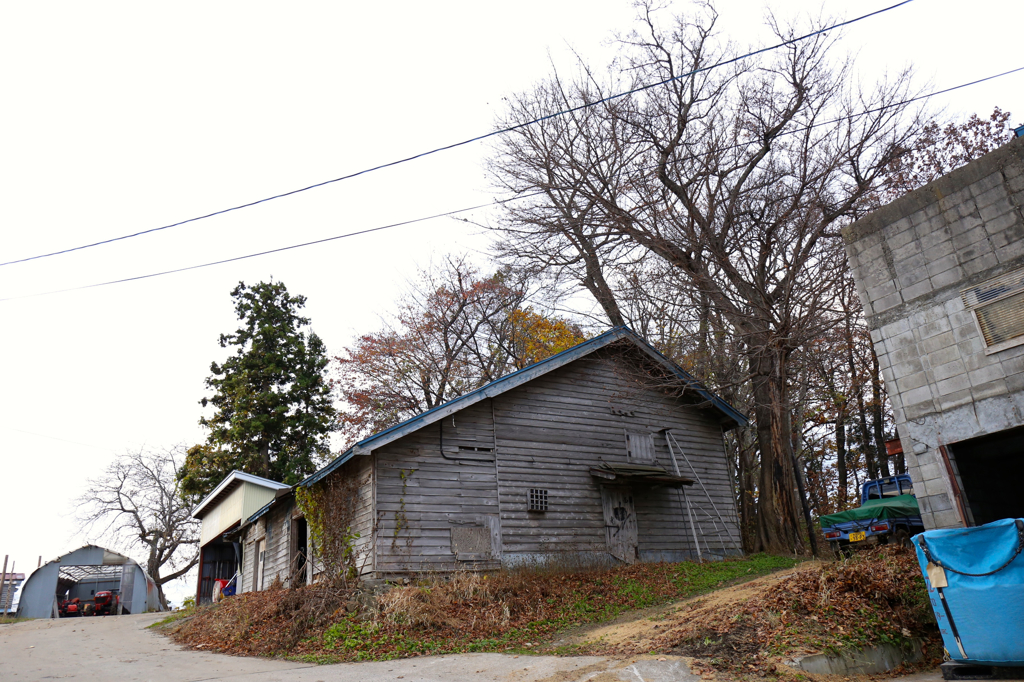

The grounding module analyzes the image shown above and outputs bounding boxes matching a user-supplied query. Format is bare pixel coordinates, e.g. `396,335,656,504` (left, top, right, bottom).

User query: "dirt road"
0,612,696,682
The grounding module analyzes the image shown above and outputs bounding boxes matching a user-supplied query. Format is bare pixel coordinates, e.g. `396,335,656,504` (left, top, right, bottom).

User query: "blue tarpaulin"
913,518,1024,665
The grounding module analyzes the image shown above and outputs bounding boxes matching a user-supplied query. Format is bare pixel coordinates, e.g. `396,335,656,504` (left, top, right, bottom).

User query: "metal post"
2,561,13,615
682,487,703,563
665,432,703,562
37,556,42,569
0,555,7,617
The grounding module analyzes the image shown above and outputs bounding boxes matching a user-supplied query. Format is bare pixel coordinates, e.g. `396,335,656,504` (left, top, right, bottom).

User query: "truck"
819,473,925,556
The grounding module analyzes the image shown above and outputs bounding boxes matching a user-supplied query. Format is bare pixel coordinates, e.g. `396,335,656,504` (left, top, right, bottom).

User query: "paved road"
0,612,697,682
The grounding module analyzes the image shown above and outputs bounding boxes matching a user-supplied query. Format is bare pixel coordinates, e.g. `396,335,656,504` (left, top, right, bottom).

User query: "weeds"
619,546,940,674
166,554,798,663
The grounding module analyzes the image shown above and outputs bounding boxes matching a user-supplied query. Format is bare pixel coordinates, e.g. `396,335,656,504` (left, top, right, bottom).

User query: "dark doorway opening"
949,425,1024,526
197,541,238,604
291,517,308,586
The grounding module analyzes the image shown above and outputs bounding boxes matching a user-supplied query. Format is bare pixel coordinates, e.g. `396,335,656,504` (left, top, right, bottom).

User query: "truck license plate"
849,531,866,542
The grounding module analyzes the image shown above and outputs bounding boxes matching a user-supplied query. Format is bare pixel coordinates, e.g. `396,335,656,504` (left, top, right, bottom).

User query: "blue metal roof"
299,326,747,488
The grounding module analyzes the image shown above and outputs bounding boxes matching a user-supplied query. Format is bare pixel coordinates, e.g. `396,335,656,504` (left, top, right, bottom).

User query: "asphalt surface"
0,612,698,682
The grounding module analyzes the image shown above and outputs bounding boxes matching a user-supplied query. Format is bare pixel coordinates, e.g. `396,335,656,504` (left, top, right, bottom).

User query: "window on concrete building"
962,267,1024,353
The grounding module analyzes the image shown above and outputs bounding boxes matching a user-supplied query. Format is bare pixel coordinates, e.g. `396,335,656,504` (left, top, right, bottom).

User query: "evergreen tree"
180,280,336,499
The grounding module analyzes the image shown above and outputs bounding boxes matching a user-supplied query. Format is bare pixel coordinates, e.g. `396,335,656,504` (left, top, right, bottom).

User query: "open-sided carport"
16,545,162,618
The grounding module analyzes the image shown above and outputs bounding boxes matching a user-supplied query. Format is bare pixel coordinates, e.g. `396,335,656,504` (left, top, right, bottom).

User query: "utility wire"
0,0,916,269
3,60,1020,304
0,196,539,302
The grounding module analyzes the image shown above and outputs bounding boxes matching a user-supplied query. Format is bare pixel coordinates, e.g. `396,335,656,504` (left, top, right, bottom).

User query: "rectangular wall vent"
528,488,548,512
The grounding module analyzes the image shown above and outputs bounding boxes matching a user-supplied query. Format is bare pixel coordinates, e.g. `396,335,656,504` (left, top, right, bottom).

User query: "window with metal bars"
528,488,549,512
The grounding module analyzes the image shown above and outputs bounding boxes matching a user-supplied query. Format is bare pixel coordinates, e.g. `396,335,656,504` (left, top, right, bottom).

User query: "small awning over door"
589,463,694,487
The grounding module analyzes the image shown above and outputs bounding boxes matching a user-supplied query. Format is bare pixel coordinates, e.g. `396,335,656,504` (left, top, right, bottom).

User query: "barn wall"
369,349,742,574
240,525,255,593
67,578,120,601
266,501,293,585
492,351,742,564
374,399,501,574
348,454,375,575
131,567,151,613
199,485,245,546
240,509,292,592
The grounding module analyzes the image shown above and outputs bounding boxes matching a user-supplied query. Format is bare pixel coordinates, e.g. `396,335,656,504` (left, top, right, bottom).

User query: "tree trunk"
736,431,758,553
749,355,803,554
260,441,271,479
836,408,848,508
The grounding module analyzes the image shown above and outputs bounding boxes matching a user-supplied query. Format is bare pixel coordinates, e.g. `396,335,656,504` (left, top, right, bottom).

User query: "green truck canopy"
819,494,920,528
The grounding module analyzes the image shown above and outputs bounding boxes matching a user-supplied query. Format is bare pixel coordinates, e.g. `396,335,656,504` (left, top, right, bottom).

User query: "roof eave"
300,326,747,487
191,470,290,519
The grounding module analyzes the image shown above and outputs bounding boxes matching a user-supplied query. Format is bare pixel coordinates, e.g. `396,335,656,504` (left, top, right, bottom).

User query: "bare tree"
76,446,199,609
334,256,585,445
489,2,921,553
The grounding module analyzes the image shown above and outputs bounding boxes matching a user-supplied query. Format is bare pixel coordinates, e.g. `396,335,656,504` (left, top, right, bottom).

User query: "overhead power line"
3,60,1020,305
0,196,538,302
0,0,917,269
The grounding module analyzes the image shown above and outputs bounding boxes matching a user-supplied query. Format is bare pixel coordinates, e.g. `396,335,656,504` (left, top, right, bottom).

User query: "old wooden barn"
194,327,747,596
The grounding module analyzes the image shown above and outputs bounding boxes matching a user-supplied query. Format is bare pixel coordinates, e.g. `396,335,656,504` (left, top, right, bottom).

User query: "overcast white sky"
1,0,1020,607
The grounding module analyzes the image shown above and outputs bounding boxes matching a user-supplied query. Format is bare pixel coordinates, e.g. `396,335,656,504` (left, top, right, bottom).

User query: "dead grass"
165,553,799,662
586,545,941,675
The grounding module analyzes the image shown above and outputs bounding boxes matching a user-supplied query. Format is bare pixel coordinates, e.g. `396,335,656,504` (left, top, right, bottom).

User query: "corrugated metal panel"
199,485,245,546
241,483,279,525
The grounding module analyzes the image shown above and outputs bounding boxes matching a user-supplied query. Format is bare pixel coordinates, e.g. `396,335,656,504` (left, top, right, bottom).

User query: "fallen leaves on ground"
165,553,796,662
596,545,941,675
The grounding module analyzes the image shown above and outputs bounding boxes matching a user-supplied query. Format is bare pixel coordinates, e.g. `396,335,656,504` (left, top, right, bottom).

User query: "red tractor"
92,591,119,616
59,597,83,617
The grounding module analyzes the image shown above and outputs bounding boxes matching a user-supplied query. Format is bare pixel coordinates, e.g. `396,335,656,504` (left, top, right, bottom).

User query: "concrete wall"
843,135,1024,529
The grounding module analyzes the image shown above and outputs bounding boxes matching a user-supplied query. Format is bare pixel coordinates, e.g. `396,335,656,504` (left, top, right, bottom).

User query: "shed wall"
372,351,741,574
200,485,245,546
375,399,501,574
492,351,741,563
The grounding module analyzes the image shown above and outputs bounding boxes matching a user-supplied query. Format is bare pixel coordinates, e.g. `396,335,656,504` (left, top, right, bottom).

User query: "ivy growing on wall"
295,470,363,584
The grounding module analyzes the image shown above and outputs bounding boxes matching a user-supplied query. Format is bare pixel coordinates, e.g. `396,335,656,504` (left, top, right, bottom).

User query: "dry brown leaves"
609,546,939,673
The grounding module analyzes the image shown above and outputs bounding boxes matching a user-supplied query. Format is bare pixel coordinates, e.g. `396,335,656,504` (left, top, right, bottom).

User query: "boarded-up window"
528,488,549,511
625,432,656,463
451,526,492,560
962,267,1024,353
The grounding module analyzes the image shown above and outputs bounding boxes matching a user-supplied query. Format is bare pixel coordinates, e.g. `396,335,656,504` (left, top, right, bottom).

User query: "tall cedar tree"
180,281,336,499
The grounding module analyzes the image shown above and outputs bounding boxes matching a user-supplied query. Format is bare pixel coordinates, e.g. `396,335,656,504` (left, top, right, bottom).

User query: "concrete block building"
843,135,1024,529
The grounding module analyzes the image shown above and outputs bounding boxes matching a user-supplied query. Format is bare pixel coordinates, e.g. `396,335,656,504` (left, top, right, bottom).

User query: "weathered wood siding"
238,501,295,592
265,502,293,584
344,454,375,575
366,348,741,574
374,399,501,575
492,351,742,563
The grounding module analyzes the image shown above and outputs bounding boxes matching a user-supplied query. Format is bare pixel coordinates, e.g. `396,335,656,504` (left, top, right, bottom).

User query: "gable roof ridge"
191,469,290,518
300,326,746,488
